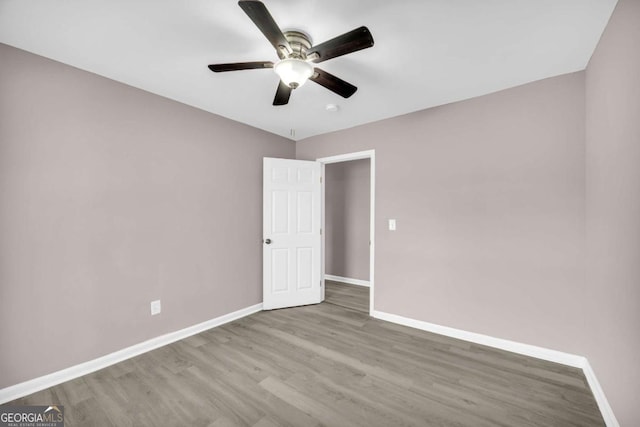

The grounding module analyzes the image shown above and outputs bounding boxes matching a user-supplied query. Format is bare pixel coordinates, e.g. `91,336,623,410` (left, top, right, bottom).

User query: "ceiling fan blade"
308,26,374,64
309,68,357,98
273,80,292,105
208,61,273,72
238,1,291,56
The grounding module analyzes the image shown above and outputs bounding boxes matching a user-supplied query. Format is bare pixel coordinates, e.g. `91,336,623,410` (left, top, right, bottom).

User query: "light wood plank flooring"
324,280,369,313
7,282,604,426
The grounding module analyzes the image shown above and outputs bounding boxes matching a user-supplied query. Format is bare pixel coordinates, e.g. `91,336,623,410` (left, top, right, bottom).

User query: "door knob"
264,238,272,244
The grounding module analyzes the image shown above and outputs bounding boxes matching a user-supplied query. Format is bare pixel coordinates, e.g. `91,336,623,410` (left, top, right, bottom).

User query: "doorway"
317,150,375,315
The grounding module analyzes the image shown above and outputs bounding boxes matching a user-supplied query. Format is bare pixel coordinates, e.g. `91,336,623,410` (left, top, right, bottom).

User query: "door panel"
271,248,290,293
297,247,313,289
272,191,289,234
263,158,321,310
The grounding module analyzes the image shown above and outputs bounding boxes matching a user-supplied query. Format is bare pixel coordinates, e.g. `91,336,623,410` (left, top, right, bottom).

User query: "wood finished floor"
7,281,604,426
324,280,369,313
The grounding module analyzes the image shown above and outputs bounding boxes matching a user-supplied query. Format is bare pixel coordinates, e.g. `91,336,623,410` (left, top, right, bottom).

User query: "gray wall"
298,72,587,356
0,43,294,388
585,0,640,424
324,159,370,281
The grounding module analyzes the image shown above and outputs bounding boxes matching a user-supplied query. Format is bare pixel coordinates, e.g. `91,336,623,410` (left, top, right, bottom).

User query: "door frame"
317,150,375,315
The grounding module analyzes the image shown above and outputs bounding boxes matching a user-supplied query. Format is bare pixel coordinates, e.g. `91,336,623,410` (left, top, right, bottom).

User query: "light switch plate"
389,219,396,231
150,300,161,315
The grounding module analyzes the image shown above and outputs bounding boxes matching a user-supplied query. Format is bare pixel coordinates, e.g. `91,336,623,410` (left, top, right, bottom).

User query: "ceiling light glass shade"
274,59,314,89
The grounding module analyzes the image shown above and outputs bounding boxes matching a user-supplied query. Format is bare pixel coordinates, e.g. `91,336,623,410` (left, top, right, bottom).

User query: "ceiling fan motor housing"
281,30,313,60
273,31,316,89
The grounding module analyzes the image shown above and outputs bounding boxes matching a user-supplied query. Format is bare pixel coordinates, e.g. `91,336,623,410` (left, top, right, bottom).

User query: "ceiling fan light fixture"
274,58,314,89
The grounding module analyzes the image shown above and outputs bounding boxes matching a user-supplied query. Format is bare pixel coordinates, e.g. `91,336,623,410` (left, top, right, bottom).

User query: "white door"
263,157,322,310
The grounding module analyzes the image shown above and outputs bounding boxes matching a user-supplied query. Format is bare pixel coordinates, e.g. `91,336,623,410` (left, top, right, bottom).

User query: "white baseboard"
582,360,619,427
371,310,619,427
325,274,370,287
372,310,585,367
0,303,263,405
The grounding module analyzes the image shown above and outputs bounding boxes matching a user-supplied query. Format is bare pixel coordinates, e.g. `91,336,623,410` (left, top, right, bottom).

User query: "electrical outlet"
389,219,397,231
150,300,161,315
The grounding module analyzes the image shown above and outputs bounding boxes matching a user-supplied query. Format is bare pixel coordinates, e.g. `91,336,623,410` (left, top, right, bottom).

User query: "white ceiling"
0,0,617,141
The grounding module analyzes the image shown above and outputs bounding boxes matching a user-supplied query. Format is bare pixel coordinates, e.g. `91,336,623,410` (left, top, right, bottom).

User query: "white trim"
317,150,375,316
372,310,619,427
317,150,374,164
0,303,263,405
369,152,375,316
372,310,585,366
324,274,370,287
582,360,620,427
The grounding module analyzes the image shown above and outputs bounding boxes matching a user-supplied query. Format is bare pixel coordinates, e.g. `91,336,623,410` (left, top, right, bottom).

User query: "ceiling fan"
208,0,374,106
